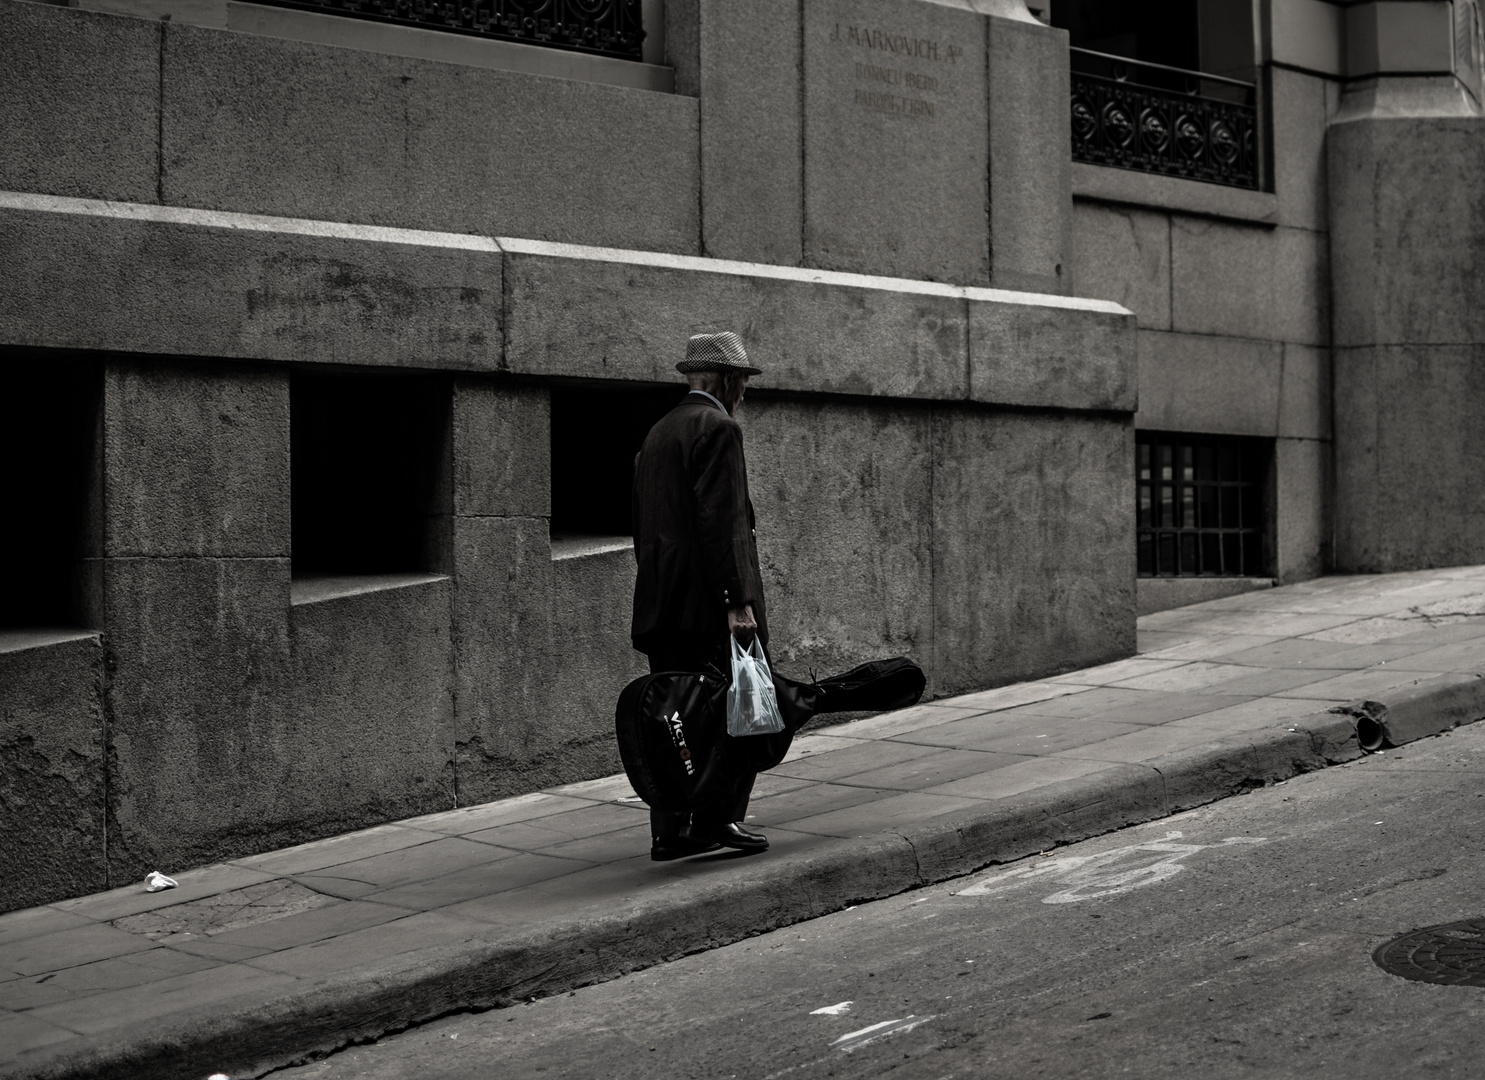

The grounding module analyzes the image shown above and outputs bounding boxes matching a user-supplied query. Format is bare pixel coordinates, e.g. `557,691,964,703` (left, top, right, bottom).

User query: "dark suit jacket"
631,393,768,655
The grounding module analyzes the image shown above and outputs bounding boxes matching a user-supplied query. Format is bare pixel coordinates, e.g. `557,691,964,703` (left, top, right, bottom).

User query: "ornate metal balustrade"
1070,48,1259,190
250,0,646,61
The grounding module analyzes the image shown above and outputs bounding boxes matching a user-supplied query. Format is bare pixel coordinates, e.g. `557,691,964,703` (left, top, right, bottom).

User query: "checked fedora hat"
675,331,761,376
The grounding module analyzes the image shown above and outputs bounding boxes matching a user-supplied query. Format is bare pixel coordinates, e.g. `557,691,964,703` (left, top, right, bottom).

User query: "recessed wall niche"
550,384,687,539
0,353,101,630
290,372,451,579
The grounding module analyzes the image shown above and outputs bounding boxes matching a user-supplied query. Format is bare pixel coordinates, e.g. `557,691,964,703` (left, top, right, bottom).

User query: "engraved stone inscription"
830,21,963,121
803,0,988,281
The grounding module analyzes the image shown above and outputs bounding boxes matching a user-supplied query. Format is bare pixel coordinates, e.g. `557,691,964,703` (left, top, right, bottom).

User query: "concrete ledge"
969,288,1136,411
0,194,1135,411
0,629,100,656
0,193,502,371
499,239,972,400
1138,576,1275,616
289,573,450,607
1073,163,1278,226
550,535,634,561
492,239,1132,408
15,673,1483,1080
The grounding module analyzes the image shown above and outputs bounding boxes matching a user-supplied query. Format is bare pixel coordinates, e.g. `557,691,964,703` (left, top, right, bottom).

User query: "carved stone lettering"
853,89,935,118
830,21,964,65
832,21,957,121
803,0,989,280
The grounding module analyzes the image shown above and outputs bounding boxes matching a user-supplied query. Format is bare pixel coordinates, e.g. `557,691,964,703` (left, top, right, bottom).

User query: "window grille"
1136,432,1269,577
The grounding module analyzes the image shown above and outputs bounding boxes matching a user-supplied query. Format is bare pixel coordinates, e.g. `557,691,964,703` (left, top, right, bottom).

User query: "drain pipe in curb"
1329,673,1485,753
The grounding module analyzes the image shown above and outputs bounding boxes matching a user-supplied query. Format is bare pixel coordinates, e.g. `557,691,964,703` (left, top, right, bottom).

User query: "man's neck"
687,388,728,414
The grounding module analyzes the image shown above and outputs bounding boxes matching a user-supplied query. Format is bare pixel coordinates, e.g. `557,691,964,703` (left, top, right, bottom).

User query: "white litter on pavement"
145,871,178,893
811,1001,853,1016
956,832,1270,904
830,1015,937,1052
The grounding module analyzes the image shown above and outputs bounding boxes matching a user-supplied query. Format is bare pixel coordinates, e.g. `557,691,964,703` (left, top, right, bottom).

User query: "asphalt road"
274,722,1485,1080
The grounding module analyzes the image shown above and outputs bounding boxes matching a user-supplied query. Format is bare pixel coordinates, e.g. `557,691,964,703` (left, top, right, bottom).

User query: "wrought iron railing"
1070,48,1259,190
249,0,646,62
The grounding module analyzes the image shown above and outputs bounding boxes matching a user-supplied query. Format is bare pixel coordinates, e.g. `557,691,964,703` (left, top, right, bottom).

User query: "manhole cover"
1373,917,1485,987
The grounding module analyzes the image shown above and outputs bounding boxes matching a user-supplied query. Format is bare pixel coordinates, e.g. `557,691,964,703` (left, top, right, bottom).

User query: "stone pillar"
449,381,556,804
984,2,1073,294
99,360,293,881
677,0,804,265
1329,2,1485,571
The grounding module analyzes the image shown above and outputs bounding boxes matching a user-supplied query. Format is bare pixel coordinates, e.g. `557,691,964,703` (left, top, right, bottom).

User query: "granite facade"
5,0,1479,912
1071,63,1338,607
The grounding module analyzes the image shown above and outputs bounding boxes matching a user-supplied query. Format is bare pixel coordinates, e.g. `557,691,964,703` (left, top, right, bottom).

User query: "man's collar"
687,389,727,413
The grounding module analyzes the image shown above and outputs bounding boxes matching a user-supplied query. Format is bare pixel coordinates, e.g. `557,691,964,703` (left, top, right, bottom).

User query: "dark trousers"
644,636,757,839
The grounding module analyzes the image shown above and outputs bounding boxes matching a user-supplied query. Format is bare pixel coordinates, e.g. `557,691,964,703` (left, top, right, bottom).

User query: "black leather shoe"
697,822,768,852
650,835,723,862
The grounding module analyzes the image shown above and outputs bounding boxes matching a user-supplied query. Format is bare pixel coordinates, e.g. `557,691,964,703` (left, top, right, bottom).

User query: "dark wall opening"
0,354,101,629
1137,430,1274,578
1055,0,1257,81
291,372,450,577
1054,0,1200,70
550,384,688,538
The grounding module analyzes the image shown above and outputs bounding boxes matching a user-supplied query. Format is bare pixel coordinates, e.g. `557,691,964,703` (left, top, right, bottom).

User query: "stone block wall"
1,0,1071,288
0,0,1139,913
0,189,1135,909
675,0,1070,289
0,0,699,254
84,360,460,886
14,0,1438,911
1330,113,1485,571
0,635,107,909
1070,0,1485,600
1070,64,1338,601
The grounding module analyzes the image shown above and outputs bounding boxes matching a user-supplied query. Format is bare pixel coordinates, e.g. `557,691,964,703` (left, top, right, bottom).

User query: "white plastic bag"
144,870,177,893
727,636,785,737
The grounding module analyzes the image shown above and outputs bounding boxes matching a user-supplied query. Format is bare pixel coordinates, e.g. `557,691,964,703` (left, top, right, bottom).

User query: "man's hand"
728,603,757,645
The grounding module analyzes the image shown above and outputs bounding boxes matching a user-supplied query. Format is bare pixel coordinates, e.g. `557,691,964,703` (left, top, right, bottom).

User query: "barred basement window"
1136,432,1271,577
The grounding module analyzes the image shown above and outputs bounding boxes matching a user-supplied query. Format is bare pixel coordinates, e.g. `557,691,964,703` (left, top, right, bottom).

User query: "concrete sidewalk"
6,568,1485,1080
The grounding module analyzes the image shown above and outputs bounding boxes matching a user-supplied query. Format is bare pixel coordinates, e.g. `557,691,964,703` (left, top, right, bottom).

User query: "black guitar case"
615,657,926,812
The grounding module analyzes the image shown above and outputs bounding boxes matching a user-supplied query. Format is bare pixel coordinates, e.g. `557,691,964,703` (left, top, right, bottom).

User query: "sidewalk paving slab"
5,567,1485,1080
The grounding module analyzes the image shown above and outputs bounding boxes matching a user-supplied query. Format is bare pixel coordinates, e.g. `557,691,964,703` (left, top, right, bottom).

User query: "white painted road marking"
954,832,1269,904
830,1015,937,1052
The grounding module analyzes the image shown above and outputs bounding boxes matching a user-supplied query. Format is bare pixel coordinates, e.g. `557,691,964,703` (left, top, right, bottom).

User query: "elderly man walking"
631,332,772,861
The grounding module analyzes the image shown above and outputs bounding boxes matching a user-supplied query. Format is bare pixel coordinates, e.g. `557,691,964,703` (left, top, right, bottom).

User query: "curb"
16,676,1485,1080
